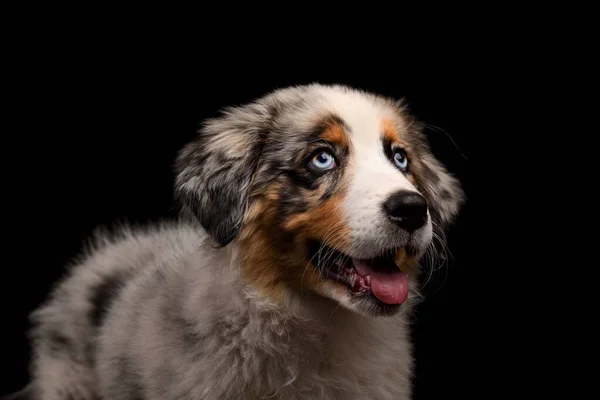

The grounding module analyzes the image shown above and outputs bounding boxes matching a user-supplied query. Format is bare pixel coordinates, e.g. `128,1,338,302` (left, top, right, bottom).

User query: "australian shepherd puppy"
5,84,464,400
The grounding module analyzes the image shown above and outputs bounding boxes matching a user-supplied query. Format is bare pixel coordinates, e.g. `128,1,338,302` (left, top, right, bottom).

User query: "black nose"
383,190,428,233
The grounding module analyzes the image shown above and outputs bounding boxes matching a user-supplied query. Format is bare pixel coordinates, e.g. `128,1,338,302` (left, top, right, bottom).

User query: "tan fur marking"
283,193,350,250
238,197,285,301
394,248,419,277
240,180,352,302
320,118,349,148
382,118,401,144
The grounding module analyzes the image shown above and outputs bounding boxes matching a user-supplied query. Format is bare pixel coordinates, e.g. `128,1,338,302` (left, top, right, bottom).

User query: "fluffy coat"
5,83,464,400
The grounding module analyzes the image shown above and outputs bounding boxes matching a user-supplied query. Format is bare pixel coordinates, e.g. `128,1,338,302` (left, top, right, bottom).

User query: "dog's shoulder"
28,221,207,349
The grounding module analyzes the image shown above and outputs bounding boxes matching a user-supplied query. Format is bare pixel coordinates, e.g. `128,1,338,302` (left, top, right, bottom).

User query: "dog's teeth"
366,275,371,285
394,248,406,268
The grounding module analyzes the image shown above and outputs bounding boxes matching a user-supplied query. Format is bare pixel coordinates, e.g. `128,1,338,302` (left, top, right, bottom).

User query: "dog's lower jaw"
229,253,419,320
234,215,421,319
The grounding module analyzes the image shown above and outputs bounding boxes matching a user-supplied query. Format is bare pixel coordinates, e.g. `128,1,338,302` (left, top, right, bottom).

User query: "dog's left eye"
311,151,336,170
393,149,408,171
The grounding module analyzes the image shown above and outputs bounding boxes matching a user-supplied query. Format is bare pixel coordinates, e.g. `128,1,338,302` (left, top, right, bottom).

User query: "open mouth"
308,241,417,306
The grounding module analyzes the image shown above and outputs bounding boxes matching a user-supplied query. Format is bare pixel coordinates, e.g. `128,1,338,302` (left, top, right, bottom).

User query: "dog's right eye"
310,151,336,171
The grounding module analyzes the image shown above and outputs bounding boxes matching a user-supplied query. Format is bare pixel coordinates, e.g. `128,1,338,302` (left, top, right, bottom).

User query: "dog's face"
175,84,464,316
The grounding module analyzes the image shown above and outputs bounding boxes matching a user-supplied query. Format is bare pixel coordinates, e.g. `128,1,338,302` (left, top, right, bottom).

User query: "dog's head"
175,84,464,316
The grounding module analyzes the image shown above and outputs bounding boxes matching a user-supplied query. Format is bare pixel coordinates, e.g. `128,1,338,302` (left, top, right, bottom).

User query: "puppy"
5,84,464,400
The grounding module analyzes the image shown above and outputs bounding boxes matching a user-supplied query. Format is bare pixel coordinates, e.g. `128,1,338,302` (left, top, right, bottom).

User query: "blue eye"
393,149,408,170
311,151,336,170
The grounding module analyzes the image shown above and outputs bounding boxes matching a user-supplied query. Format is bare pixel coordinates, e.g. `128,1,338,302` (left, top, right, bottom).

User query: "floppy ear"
418,150,466,231
174,103,275,246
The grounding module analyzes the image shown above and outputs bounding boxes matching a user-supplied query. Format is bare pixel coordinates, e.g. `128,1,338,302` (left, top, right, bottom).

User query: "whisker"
424,123,469,161
300,225,348,292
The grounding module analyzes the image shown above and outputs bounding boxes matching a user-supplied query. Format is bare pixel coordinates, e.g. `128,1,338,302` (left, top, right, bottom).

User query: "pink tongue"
354,260,409,305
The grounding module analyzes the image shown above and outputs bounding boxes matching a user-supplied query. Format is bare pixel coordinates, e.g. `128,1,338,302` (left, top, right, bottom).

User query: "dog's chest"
275,314,413,400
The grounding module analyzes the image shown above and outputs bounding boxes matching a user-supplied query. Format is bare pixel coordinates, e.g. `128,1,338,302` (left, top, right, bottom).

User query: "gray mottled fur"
24,224,414,400
8,84,464,400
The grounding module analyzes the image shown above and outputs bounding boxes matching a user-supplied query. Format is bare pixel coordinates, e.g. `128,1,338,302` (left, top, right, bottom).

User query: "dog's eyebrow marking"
381,118,401,144
314,114,350,147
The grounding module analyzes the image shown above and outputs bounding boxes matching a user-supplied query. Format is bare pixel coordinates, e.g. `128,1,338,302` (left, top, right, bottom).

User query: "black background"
1,35,488,399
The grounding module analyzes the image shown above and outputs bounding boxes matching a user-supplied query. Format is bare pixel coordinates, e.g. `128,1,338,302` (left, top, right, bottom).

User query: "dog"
3,83,464,400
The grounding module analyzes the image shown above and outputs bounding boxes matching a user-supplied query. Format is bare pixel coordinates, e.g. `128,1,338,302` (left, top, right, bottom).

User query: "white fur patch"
313,86,431,259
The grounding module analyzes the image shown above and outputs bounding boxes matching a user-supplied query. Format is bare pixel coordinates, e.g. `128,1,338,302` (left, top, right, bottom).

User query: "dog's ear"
406,121,465,230
419,152,465,230
417,147,465,230
174,103,274,246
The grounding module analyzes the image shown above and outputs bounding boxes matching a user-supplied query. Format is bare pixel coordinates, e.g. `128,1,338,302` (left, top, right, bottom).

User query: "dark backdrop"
2,48,479,399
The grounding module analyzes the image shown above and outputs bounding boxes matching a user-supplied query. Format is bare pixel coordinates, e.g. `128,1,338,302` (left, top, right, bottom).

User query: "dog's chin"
307,241,419,317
